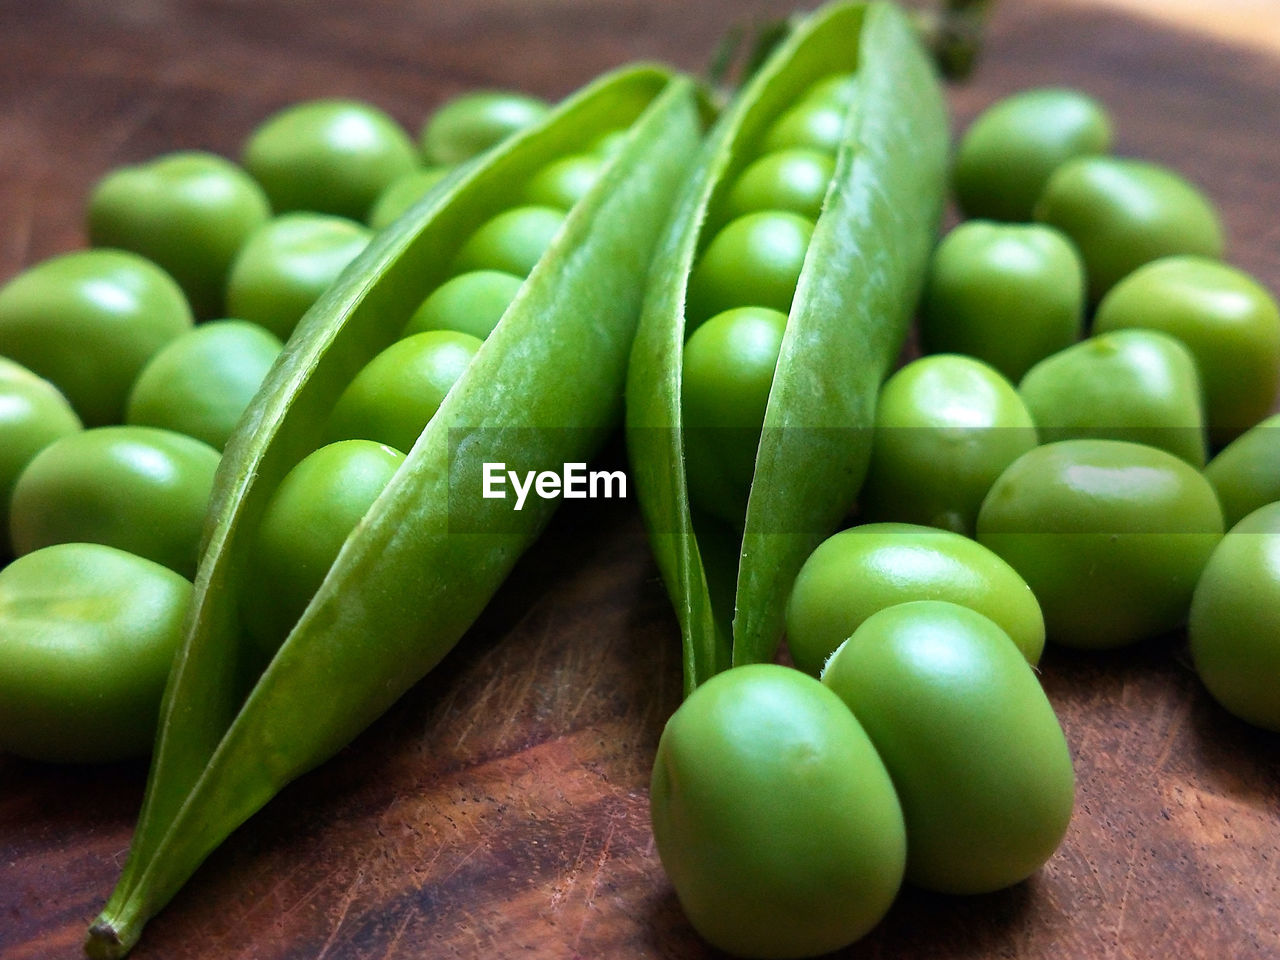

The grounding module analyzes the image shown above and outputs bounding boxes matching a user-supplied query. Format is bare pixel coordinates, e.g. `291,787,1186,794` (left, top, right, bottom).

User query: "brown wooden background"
1,1,1279,958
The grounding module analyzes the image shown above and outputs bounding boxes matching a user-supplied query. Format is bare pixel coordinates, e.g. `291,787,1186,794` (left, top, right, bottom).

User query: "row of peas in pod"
83,66,704,958
644,17,1277,958
638,7,1074,959
0,89,552,763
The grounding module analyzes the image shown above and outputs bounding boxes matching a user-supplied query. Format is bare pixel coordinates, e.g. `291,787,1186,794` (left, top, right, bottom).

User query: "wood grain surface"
1,1,1279,958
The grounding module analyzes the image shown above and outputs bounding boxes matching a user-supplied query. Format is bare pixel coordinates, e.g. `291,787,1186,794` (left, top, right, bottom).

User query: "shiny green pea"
0,542,192,763
686,212,813,326
1034,156,1224,301
919,221,1085,382
241,439,405,657
724,149,834,221
87,151,271,318
125,320,284,451
242,99,417,220
953,88,1112,222
822,601,1074,894
1204,414,1280,529
327,330,482,452
0,361,82,554
590,128,629,158
977,439,1223,649
0,250,193,426
786,522,1045,675
1093,256,1280,444
10,426,221,578
402,270,524,341
650,663,906,959
523,153,605,210
225,213,372,339
367,167,450,231
1188,503,1280,732
860,354,1038,535
803,72,858,108
1019,329,1206,466
419,91,550,165
451,205,566,277
681,306,788,525
761,100,846,154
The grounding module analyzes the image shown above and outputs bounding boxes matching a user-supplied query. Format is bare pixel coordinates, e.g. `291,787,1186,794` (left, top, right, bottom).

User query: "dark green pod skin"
86,66,703,959
626,0,948,692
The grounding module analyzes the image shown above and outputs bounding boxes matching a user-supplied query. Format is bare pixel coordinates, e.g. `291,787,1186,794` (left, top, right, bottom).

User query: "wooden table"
2,1,1278,958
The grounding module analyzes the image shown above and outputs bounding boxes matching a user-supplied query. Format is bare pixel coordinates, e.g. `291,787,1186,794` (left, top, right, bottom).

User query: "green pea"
919,221,1085,383
523,153,605,210
681,306,788,525
126,320,284,451
1019,329,1206,466
860,354,1038,535
977,439,1223,649
590,129,629,158
1204,414,1280,529
0,542,192,763
225,213,372,339
686,211,813,325
724,148,835,221
822,601,1074,894
1034,156,1224,301
0,250,193,426
761,100,846,154
403,270,524,341
1189,502,1280,732
650,663,906,958
786,522,1045,675
242,439,405,657
803,72,858,108
420,91,550,165
953,88,1112,222
87,151,271,318
0,361,82,554
451,205,566,277
367,167,450,231
328,330,482,452
10,425,221,578
1093,256,1280,444
242,99,417,220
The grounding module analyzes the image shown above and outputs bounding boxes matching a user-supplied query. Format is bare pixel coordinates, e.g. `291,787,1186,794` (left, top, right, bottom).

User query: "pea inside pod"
88,65,704,958
627,0,948,691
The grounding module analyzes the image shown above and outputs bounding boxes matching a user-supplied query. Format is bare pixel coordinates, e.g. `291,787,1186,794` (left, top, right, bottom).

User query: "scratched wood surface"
1,1,1278,958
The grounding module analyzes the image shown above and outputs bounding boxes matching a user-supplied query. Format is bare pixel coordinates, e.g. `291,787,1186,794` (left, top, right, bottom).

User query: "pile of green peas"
652,86,1280,960
0,88,553,762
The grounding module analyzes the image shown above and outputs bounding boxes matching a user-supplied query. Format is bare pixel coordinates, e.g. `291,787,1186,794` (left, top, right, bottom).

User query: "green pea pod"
87,65,704,958
627,1,947,693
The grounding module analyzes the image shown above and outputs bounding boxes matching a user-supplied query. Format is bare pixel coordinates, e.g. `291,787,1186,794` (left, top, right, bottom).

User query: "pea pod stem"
86,65,704,959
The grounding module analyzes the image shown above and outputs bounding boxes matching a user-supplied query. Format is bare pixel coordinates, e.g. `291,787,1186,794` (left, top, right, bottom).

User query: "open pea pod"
87,65,704,958
626,1,948,693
